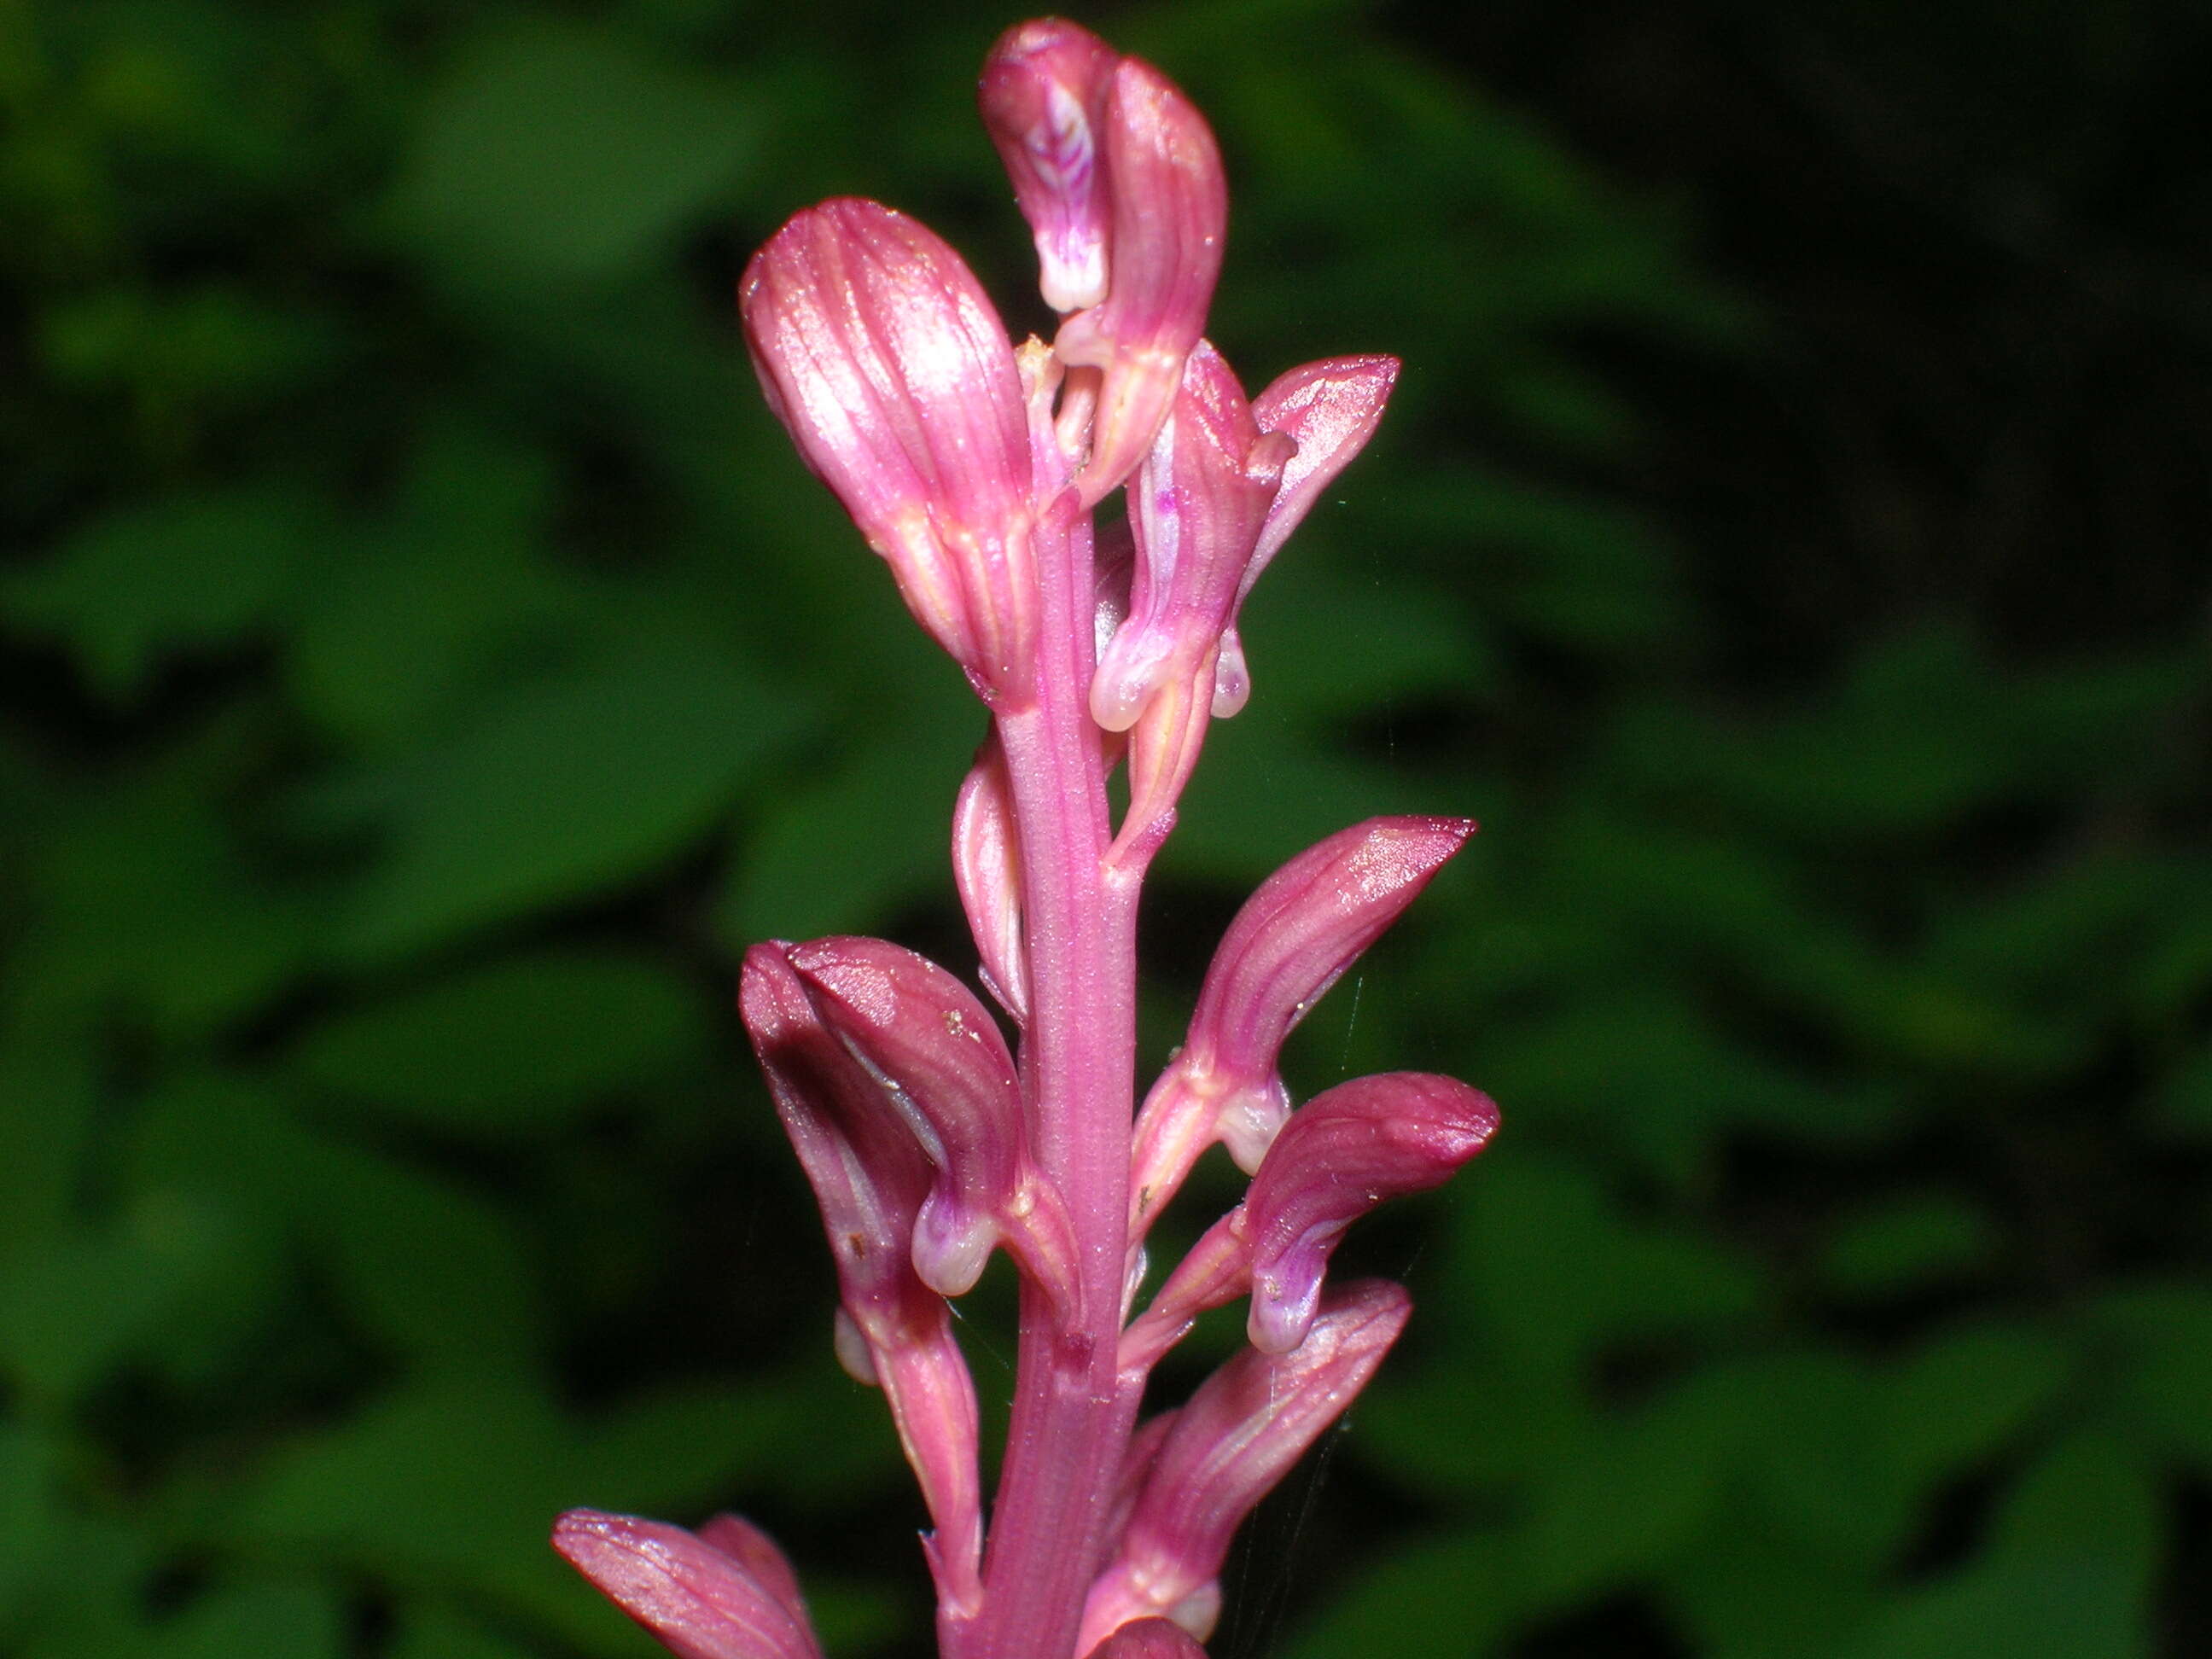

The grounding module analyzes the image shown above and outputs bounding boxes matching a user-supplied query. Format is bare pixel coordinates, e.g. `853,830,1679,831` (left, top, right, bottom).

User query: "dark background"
3,2,2207,1656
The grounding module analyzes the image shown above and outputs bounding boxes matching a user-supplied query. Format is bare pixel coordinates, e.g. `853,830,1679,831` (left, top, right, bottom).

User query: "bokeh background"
3,1,2208,1656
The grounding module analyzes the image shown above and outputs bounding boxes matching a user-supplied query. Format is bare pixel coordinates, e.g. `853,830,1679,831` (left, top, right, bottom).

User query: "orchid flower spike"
568,22,1498,1659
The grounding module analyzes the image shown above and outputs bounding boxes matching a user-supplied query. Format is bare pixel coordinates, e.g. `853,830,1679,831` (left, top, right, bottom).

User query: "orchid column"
554,21,1498,1659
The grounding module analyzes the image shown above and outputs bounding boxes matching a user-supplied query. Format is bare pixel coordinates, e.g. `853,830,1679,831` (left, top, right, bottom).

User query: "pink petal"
1094,344,1290,864
1190,813,1476,1165
1057,59,1227,506
980,20,1121,314
1243,1072,1497,1353
553,1509,824,1659
741,198,1038,699
694,1515,808,1632
1092,342,1289,733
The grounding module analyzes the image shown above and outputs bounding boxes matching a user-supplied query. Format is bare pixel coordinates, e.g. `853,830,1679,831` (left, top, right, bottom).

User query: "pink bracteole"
556,20,1497,1659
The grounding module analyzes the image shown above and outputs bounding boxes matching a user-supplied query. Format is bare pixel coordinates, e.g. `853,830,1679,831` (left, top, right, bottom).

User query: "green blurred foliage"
2,0,2206,1656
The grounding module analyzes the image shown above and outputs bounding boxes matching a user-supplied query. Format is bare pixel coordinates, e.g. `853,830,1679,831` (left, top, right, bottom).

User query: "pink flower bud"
1057,59,1227,505
740,942,935,1340
1093,343,1288,733
1085,1618,1211,1659
786,935,1074,1306
952,739,1028,1022
980,20,1120,314
738,945,983,1604
552,1509,824,1659
1080,1282,1411,1644
1095,344,1290,861
1127,816,1475,1222
1243,1072,1497,1353
741,198,1039,701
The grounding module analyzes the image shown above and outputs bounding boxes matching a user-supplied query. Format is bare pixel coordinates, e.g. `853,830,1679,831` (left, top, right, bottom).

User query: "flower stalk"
557,20,1495,1659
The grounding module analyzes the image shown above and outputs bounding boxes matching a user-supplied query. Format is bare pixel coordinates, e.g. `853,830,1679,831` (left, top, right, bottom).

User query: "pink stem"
961,495,1143,1659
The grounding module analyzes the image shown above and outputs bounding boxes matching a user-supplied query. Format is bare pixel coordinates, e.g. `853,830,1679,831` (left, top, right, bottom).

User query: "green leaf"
128,1076,542,1371
1838,1557,2143,1659
2152,1038,2212,1139
1659,1522,1881,1659
1520,1387,1734,1603
240,1382,576,1603
292,952,707,1133
0,1021,96,1266
284,420,571,749
1731,1352,1910,1569
2,489,323,702
1284,1530,1514,1659
2092,1282,2212,1470
1239,556,1494,719
338,643,804,962
0,1196,234,1406
384,22,758,288
0,1423,58,1624
31,777,312,1039
1987,1432,2158,1600
1819,1193,1999,1301
1877,1322,2072,1489
154,1581,343,1659
386,1606,541,1659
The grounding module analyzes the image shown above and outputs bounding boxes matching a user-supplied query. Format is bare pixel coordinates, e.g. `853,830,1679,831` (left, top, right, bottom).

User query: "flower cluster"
556,21,1496,1659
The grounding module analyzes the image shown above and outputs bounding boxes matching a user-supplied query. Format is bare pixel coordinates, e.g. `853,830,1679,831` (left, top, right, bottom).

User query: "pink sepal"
741,198,1038,701
1126,816,1475,1229
1243,1072,1497,1353
981,20,1121,314
1210,356,1400,715
952,739,1028,1023
1057,58,1227,506
1080,1282,1411,1647
1188,816,1476,1123
738,946,984,1604
553,1509,824,1659
787,935,1075,1307
1245,358,1400,590
1085,1618,1212,1659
